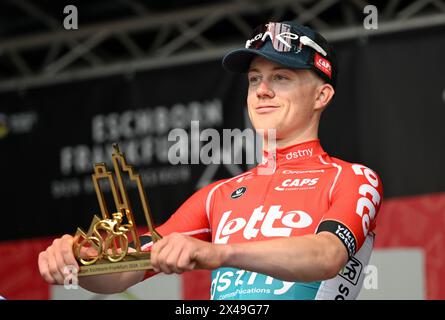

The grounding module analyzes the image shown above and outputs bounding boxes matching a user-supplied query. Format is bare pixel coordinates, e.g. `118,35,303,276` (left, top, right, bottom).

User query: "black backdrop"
1,26,444,241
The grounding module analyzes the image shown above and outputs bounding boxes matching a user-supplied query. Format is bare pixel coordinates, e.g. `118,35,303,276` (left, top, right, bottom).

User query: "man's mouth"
255,105,279,114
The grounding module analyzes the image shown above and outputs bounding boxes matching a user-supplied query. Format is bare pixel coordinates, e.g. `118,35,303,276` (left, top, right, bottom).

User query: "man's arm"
224,232,348,281
150,231,348,282
38,234,144,294
38,179,217,293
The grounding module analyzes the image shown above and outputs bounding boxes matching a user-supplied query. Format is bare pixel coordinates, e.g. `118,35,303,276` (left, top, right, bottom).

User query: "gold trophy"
73,143,162,276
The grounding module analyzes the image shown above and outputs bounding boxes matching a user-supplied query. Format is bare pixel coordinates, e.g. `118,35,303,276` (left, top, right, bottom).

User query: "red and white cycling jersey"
140,139,383,300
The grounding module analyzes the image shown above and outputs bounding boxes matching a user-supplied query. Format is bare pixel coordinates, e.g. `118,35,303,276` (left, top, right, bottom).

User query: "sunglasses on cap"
245,22,328,57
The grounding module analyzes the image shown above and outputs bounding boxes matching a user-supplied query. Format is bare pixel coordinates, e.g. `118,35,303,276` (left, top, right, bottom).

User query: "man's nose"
256,80,274,98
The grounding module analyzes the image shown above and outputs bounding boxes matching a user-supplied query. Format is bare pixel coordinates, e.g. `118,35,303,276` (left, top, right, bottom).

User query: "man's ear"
315,83,335,111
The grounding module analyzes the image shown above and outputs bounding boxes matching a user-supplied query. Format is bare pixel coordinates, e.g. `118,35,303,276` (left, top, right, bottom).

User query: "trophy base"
78,252,153,276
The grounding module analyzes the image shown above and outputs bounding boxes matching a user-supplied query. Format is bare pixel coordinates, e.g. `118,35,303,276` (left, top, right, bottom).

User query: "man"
38,21,383,300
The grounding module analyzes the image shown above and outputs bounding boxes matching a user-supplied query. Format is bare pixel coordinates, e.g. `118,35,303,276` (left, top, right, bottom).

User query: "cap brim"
222,48,311,73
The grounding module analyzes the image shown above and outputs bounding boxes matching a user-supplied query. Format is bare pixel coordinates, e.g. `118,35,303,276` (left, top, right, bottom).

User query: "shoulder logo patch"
231,186,247,199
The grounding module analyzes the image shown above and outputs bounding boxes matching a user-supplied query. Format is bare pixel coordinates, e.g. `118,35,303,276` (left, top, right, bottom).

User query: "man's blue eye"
249,76,260,84
275,74,288,80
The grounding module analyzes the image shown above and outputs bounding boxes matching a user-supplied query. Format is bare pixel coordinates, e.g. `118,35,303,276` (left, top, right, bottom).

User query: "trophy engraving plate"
73,143,162,276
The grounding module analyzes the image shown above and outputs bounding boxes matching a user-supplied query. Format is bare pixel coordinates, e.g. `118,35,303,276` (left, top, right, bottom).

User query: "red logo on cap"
314,53,332,79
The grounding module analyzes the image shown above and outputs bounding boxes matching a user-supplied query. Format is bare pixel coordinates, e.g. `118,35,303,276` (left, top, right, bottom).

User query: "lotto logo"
214,205,313,244
352,164,381,237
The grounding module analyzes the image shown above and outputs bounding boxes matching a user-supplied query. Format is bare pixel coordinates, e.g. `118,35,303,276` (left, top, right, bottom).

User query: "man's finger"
59,237,79,271
52,239,69,277
151,237,170,272
38,252,56,284
156,243,175,274
165,245,185,274
46,246,65,284
177,248,196,272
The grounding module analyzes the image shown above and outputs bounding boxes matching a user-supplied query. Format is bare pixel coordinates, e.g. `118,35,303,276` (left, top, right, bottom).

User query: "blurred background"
0,0,444,300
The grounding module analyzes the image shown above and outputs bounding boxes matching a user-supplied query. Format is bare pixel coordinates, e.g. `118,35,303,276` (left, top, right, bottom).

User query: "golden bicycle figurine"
75,210,132,265
73,143,162,276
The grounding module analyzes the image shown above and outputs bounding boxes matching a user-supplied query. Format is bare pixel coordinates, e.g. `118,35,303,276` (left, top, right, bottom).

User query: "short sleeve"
316,163,383,257
140,180,220,280
142,180,221,243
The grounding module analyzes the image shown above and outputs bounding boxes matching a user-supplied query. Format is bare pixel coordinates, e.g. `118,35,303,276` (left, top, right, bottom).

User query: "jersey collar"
263,139,326,165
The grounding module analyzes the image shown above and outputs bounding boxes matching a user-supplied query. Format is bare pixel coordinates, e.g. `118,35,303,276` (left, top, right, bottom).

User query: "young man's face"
247,56,323,145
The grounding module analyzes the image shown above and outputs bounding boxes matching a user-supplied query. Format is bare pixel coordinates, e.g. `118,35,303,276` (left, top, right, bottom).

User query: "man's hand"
38,234,80,285
150,233,228,274
38,234,145,293
38,234,98,285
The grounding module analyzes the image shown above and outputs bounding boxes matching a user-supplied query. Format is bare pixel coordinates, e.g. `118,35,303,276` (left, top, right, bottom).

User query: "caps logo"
314,53,332,79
